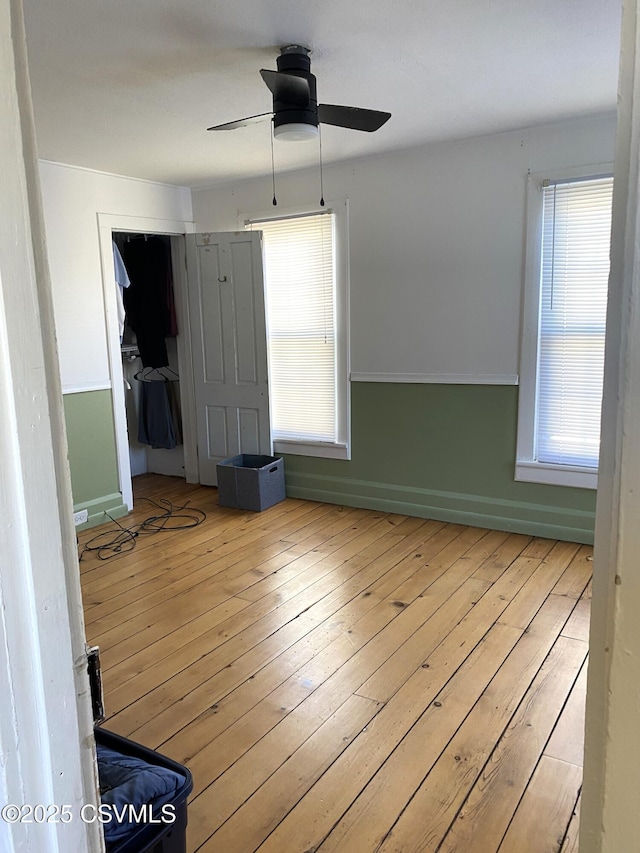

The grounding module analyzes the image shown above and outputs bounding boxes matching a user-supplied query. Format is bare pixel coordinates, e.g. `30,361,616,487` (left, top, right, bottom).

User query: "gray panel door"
186,231,271,485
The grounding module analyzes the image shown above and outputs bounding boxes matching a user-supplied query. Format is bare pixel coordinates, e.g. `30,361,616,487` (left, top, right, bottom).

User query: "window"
516,168,614,488
246,203,350,459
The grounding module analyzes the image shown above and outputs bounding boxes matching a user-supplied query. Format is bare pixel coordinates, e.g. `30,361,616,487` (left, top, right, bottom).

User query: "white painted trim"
582,4,640,850
97,213,196,510
98,212,196,235
336,200,351,456
534,162,614,184
62,380,111,394
285,471,595,543
1,2,102,848
239,199,342,227
350,372,519,385
170,235,199,483
516,162,614,479
515,461,597,489
515,170,545,466
39,158,191,191
274,440,350,460
242,199,351,459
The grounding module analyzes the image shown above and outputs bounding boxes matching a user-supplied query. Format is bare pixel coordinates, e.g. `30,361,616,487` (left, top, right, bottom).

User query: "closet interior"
113,232,186,480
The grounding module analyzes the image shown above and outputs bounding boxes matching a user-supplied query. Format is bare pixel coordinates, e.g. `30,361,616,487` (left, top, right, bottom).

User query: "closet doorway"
97,213,197,511
99,216,273,511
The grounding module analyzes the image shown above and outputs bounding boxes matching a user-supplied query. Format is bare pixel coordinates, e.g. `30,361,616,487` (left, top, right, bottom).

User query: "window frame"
242,199,351,460
515,164,613,490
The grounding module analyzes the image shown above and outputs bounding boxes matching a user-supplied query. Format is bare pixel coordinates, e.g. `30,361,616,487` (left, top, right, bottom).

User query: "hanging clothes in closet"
112,241,131,342
119,235,182,453
135,368,182,450
137,373,176,450
122,236,177,368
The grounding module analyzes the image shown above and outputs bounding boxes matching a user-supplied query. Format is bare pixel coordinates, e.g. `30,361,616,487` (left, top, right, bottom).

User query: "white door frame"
580,1,640,849
3,0,103,848
97,213,196,509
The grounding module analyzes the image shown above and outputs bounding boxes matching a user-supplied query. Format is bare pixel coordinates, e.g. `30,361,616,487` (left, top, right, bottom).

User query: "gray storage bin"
217,454,285,512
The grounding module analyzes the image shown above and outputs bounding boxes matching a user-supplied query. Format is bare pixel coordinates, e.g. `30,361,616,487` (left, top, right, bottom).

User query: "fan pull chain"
270,122,277,206
319,124,325,207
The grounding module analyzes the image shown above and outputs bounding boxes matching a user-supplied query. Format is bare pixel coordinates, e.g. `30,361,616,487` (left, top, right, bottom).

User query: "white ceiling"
22,0,621,189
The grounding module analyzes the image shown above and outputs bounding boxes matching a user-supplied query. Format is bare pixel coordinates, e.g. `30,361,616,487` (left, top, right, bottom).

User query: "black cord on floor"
79,498,206,561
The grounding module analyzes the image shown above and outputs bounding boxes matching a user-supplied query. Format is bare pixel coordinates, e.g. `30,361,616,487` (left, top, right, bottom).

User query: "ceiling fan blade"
318,104,391,132
207,113,272,131
260,69,310,106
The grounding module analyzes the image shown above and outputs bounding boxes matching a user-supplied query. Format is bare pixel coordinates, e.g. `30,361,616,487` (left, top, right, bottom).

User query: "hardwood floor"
79,474,589,853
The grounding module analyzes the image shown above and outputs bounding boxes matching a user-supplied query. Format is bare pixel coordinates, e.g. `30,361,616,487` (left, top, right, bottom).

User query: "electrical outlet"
73,509,88,526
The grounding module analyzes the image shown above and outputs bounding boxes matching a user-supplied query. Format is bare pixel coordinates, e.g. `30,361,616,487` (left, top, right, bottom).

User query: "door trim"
97,213,196,509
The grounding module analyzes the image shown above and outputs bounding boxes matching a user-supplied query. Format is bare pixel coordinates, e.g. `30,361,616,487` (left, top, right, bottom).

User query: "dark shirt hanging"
137,381,177,450
123,236,173,368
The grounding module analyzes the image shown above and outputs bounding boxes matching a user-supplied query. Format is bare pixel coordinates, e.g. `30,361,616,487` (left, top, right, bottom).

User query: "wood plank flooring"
79,474,590,853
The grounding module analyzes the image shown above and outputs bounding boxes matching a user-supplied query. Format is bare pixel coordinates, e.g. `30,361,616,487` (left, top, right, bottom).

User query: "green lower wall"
62,389,127,528
62,383,596,542
283,383,596,543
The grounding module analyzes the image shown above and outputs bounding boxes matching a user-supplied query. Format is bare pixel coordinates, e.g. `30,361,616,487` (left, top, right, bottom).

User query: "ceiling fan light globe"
273,122,319,142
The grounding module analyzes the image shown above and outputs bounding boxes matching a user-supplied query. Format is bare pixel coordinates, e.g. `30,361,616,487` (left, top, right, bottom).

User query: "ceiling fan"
207,45,391,141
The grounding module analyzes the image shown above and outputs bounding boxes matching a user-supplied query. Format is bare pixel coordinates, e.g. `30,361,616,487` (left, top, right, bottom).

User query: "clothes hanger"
134,366,179,382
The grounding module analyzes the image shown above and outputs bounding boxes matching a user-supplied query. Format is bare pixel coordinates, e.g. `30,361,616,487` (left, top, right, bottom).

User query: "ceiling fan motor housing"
206,44,390,135
273,46,318,130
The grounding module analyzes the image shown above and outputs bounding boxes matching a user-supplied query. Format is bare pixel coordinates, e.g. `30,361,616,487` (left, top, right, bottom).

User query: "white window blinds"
253,212,337,443
536,176,613,468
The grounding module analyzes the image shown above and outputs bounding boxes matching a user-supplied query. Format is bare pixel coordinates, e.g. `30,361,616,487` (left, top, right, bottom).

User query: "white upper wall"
38,161,192,390
40,115,616,390
192,113,616,380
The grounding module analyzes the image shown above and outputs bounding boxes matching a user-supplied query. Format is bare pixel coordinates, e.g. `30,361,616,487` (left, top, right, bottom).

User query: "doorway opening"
114,231,185,481
98,214,198,511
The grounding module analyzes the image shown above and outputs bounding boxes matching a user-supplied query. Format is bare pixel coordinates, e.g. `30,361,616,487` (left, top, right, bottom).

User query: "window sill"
274,439,350,460
515,461,598,489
